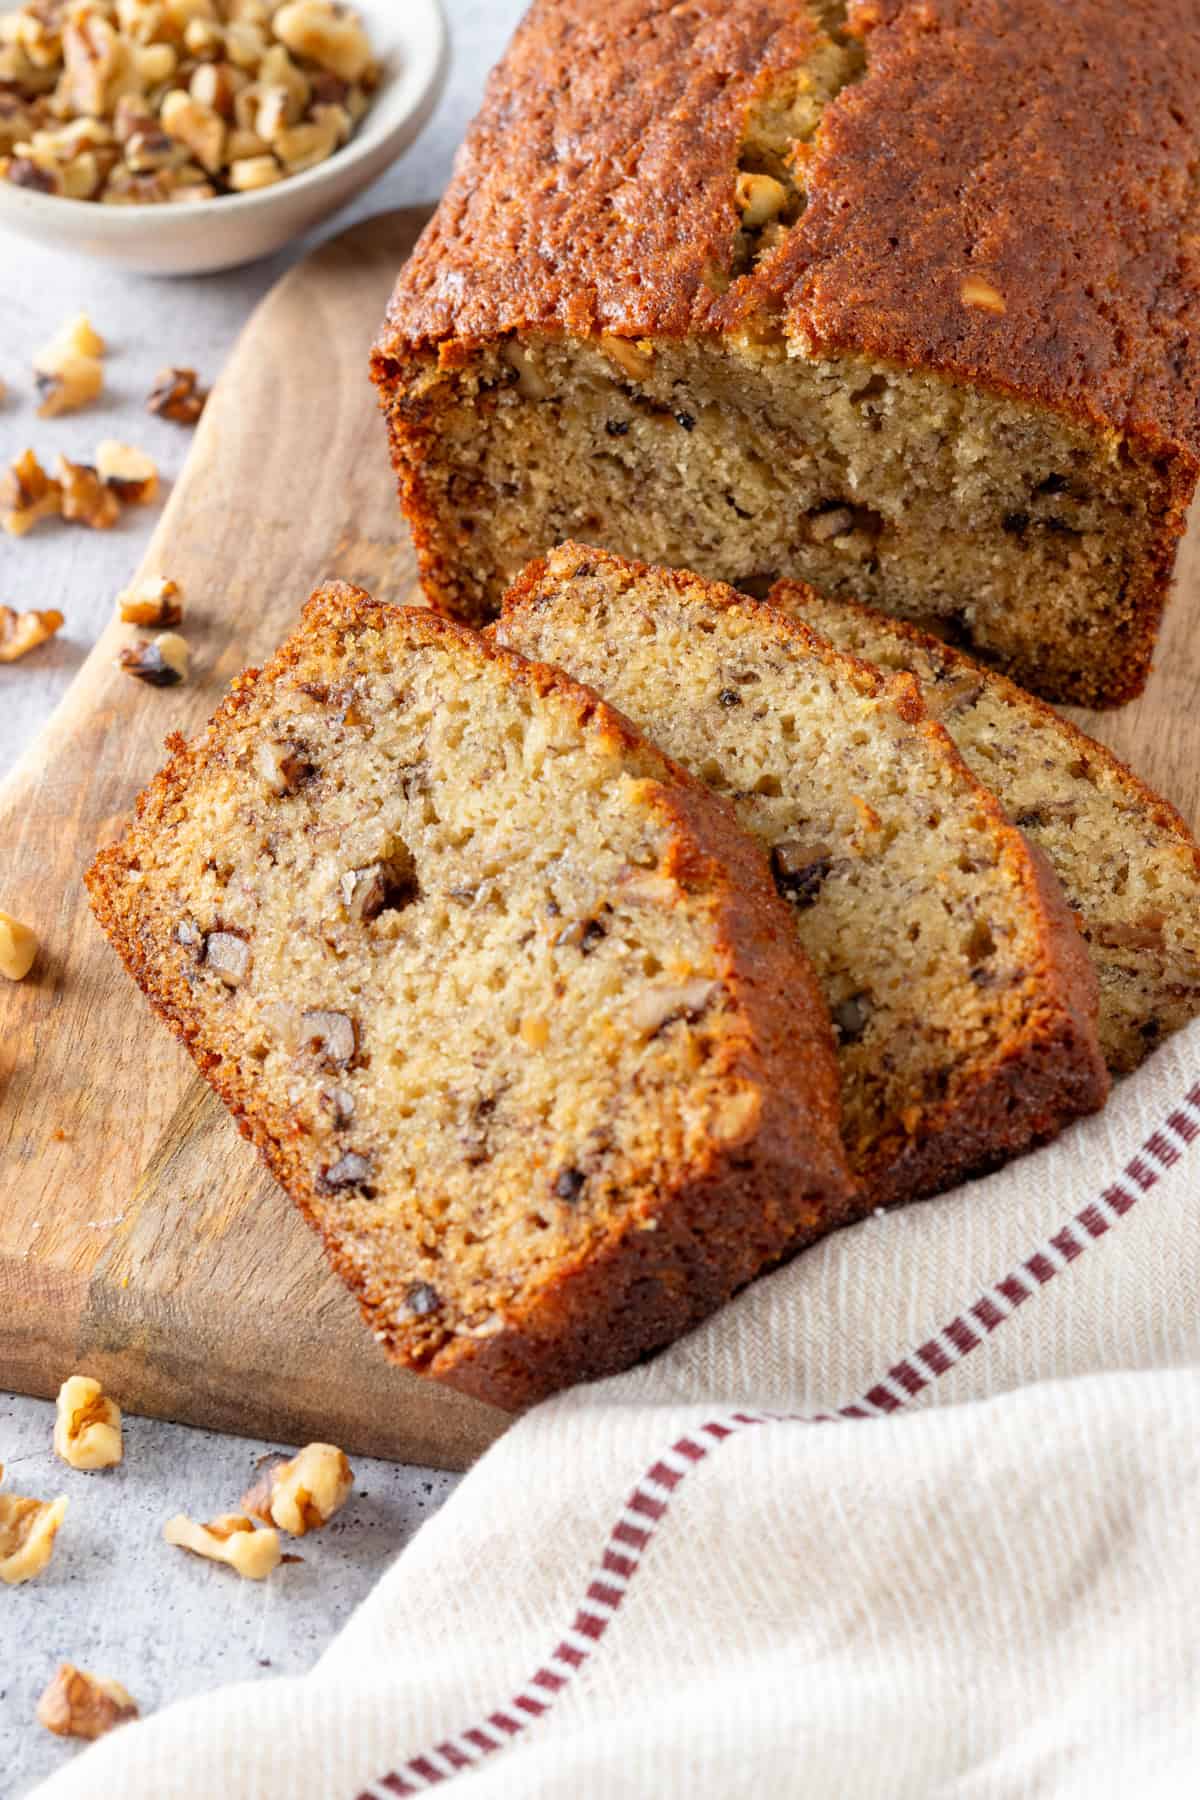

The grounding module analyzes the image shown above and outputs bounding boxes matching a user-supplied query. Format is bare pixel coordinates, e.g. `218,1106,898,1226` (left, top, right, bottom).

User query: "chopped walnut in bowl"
0,0,381,205
0,1,447,273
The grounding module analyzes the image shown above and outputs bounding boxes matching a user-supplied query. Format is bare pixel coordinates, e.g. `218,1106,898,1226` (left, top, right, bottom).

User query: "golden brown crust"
371,0,1200,703
499,543,1110,1208
86,583,856,1411
375,0,1200,467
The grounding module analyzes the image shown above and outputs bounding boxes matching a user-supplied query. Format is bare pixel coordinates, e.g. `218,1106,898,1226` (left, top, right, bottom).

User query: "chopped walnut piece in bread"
53,1375,123,1471
162,1511,281,1579
37,1665,139,1741
960,275,1007,314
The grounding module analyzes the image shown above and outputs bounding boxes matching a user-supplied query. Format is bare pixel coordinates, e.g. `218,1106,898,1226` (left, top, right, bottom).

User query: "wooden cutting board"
0,206,509,1468
3,203,1200,1466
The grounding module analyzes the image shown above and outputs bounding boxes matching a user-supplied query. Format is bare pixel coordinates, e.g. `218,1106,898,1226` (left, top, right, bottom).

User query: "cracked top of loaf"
378,0,1200,465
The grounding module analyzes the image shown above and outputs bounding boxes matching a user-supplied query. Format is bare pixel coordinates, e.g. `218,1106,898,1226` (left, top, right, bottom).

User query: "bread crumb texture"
772,581,1200,1073
497,544,1109,1205
87,585,853,1409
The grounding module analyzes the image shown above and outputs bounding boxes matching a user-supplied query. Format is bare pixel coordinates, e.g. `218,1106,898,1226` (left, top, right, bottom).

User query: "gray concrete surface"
2,1392,460,1798
0,4,524,1794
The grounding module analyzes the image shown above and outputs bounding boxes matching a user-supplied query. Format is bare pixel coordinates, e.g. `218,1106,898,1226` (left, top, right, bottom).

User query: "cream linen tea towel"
33,1023,1200,1800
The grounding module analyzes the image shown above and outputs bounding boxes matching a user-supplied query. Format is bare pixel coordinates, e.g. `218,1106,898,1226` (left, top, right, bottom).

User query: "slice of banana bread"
772,581,1200,1074
496,544,1109,1206
372,0,1200,705
86,583,855,1411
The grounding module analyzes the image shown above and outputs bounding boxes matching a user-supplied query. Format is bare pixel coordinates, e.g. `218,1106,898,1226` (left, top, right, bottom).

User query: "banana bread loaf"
495,544,1109,1206
86,584,856,1411
372,0,1200,707
772,580,1200,1073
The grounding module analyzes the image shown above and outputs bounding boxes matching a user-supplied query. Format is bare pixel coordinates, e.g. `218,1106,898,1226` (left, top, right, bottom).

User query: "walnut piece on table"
0,448,63,536
117,575,183,627
37,1664,139,1741
0,604,64,662
162,1511,282,1580
146,365,208,425
242,1441,354,1536
117,630,190,686
31,315,106,416
0,910,38,980
41,313,106,361
0,1469,67,1585
55,454,121,530
53,1374,124,1471
96,440,160,506
34,353,103,420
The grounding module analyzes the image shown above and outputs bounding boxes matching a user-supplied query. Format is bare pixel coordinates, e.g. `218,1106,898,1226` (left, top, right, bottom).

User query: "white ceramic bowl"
0,0,447,276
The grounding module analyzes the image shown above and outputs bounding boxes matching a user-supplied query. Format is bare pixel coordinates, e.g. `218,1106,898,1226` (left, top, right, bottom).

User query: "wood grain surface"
2,203,1199,1466
0,206,509,1468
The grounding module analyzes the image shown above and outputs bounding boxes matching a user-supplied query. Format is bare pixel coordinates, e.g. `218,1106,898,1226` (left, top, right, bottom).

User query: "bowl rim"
0,0,447,231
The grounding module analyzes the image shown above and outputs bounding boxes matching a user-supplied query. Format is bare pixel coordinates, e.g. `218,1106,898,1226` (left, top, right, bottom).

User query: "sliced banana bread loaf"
496,544,1109,1206
86,584,855,1411
373,0,1200,705
772,581,1200,1074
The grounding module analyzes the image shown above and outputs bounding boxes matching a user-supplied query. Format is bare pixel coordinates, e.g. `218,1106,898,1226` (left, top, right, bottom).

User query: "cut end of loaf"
86,583,854,1410
375,333,1176,707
